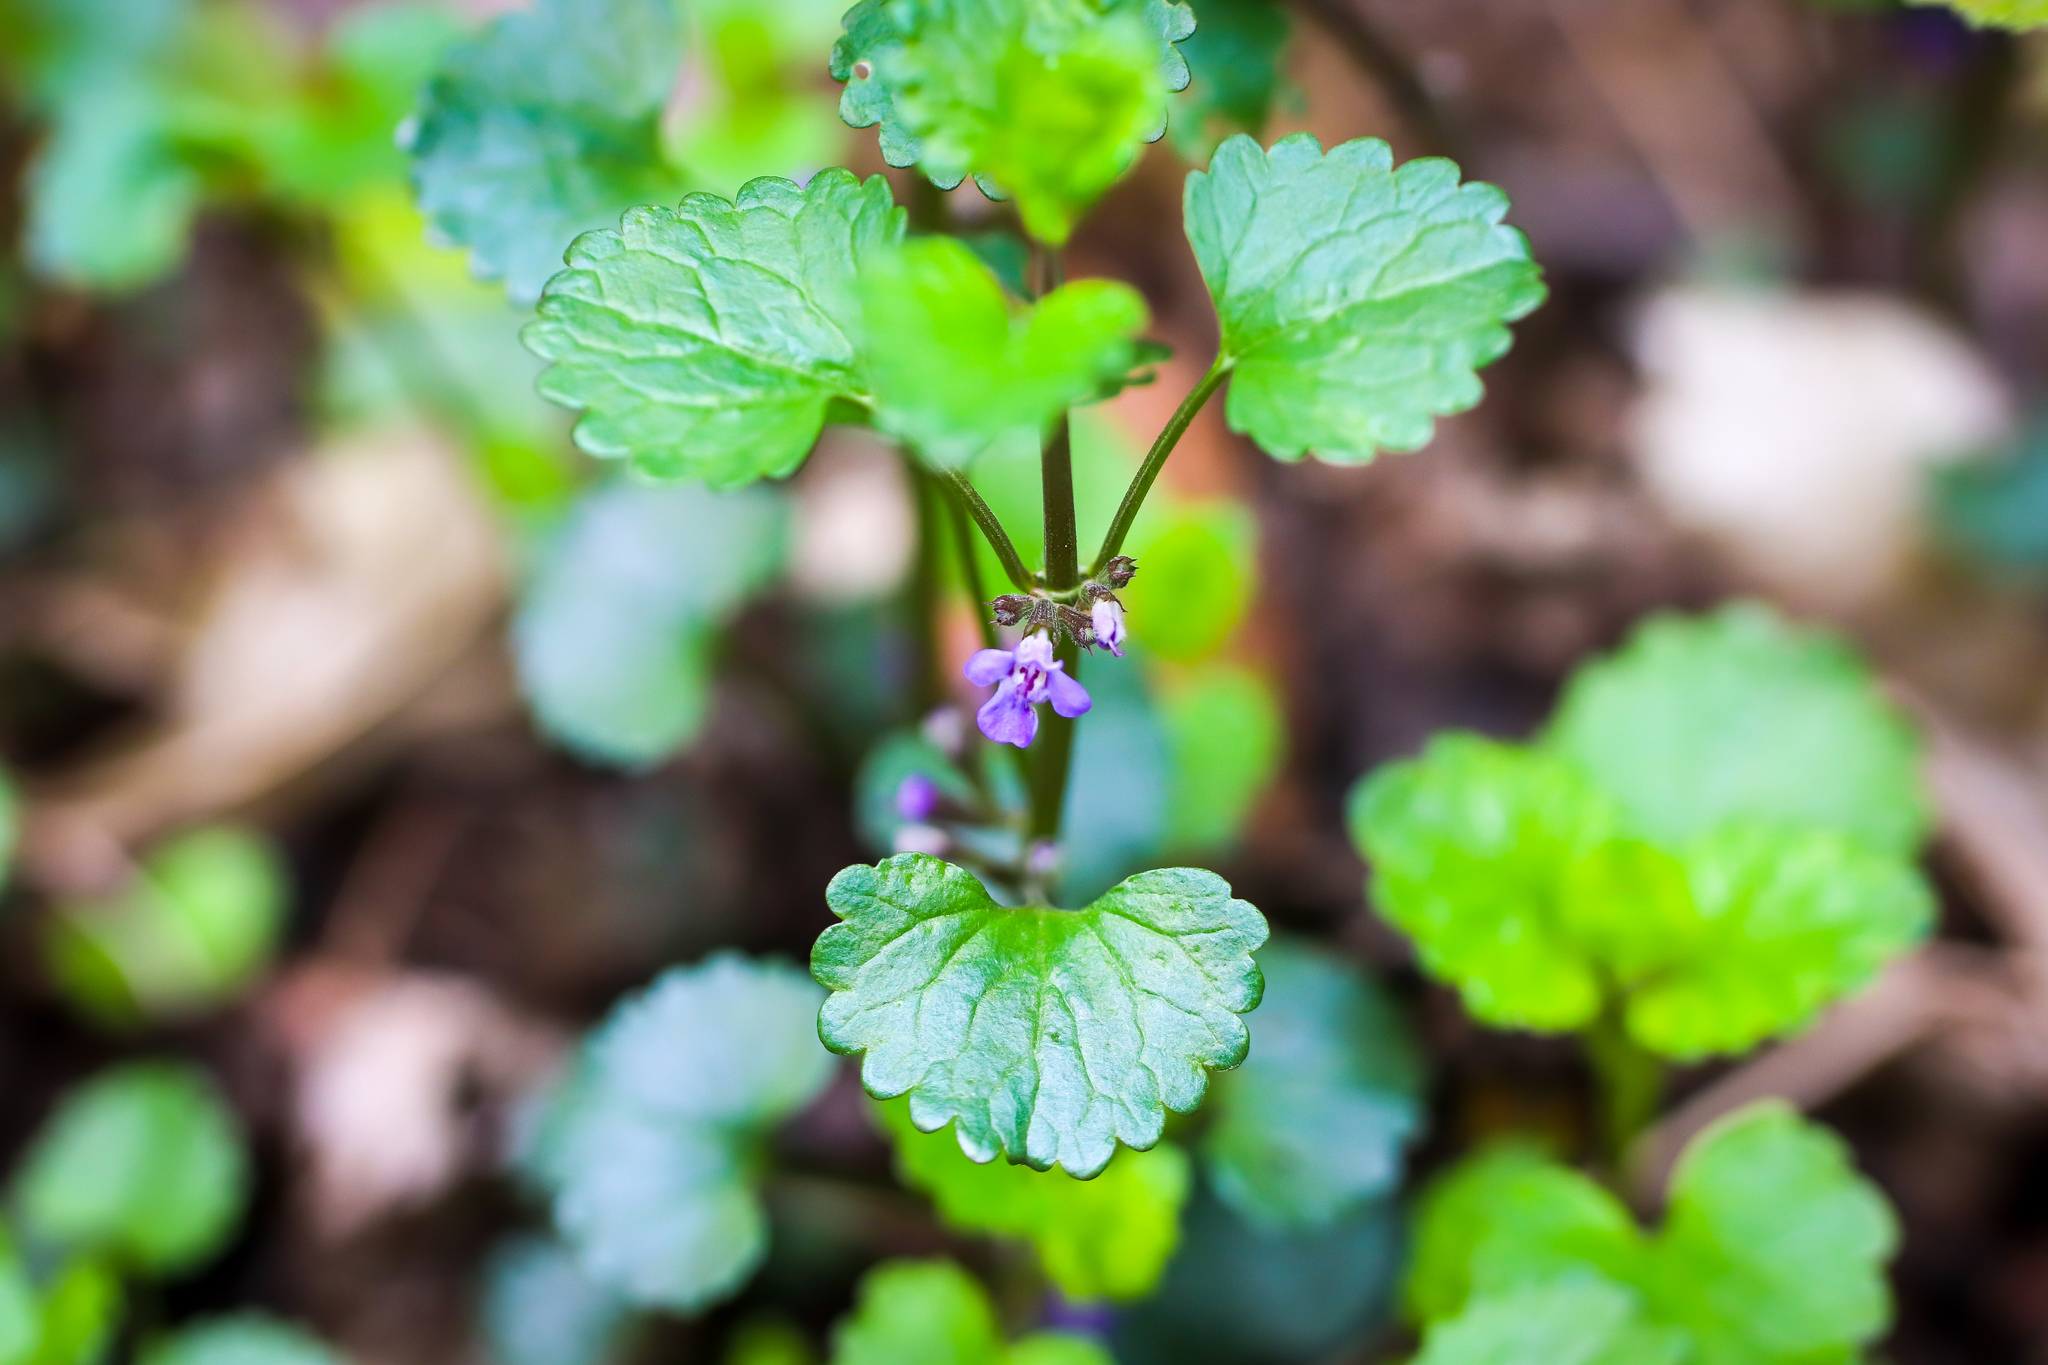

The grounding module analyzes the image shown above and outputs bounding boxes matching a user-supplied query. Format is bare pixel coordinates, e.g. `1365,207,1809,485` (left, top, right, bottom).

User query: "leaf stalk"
1089,354,1231,575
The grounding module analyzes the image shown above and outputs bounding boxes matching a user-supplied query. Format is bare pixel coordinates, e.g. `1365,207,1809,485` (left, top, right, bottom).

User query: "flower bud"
1090,597,1127,657
990,594,1034,626
1100,555,1138,589
895,772,940,823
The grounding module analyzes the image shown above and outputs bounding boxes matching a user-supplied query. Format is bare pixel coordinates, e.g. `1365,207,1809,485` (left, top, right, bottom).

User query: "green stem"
1089,356,1230,575
1040,413,1078,592
939,468,1033,591
945,489,1000,652
1583,1009,1663,1182
905,459,943,713
1025,636,1080,858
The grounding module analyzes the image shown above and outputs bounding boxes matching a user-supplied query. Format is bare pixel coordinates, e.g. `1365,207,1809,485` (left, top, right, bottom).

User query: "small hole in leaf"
853,60,873,79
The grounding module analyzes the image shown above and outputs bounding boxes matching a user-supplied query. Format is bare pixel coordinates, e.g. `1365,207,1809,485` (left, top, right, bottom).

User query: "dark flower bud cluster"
983,558,1137,657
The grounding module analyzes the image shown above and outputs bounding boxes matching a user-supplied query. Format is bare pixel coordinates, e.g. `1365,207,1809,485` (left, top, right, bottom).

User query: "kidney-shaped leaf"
404,0,689,303
815,855,1268,1177
1185,133,1544,463
524,171,905,486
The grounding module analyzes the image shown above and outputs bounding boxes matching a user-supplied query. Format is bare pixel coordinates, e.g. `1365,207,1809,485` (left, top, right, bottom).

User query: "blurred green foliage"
1353,605,1934,1059
44,825,286,1028
513,480,787,768
829,1259,1109,1365
13,1062,247,1276
1407,1103,1897,1365
141,1316,347,1365
1202,938,1421,1230
518,954,834,1312
876,1096,1190,1301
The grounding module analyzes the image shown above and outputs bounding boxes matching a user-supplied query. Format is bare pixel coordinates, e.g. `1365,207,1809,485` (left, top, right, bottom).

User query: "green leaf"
140,1316,345,1365
1349,734,1620,1033
1058,651,1171,905
1201,937,1422,1230
0,1242,34,1365
862,237,1150,467
725,1318,816,1365
1412,1278,1685,1365
1404,1144,1639,1324
814,854,1268,1177
829,1259,1111,1365
1169,0,1289,158
1929,0,2048,27
1112,1185,1403,1365
44,825,288,1028
513,480,786,767
524,171,905,485
1185,133,1544,463
528,954,835,1313
1543,603,1932,857
14,1062,248,1277
481,1236,632,1365
403,0,690,304
27,1261,120,1365
876,1097,1190,1301
1160,664,1281,851
1404,1104,1898,1364
831,0,1191,244
1656,1102,1897,1361
1622,823,1933,1060
1351,731,1932,1057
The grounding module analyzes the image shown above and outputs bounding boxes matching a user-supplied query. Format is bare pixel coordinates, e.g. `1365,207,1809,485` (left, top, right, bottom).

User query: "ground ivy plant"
514,0,1541,1182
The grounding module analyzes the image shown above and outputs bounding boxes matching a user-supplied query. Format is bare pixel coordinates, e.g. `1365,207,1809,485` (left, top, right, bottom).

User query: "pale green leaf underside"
1544,603,1931,858
532,954,834,1312
404,0,689,304
1185,133,1544,463
1407,1103,1897,1364
877,1097,1189,1301
832,1259,1112,1365
1201,936,1422,1230
513,481,786,767
814,854,1268,1177
523,170,905,487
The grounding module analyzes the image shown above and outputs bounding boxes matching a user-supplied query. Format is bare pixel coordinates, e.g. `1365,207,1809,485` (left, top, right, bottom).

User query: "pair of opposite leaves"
523,132,1544,488
1408,1102,1898,1365
1355,604,1935,1062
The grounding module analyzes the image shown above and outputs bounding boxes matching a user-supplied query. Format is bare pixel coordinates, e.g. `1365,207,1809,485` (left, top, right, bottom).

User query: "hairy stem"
1089,356,1230,574
1027,413,1080,857
945,490,1000,651
1583,1009,1663,1184
939,468,1034,591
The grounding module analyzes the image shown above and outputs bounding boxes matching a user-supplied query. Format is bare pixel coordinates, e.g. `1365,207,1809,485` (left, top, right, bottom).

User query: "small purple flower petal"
964,648,1015,686
976,677,1040,747
1046,667,1091,718
895,772,940,823
1013,632,1058,670
1090,598,1126,657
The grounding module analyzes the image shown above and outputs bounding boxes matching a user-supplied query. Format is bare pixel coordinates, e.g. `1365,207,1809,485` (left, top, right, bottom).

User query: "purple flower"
1090,598,1126,657
963,631,1091,748
895,772,940,823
